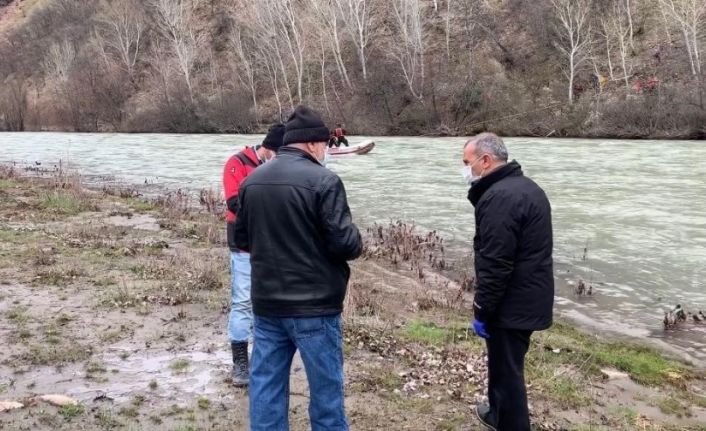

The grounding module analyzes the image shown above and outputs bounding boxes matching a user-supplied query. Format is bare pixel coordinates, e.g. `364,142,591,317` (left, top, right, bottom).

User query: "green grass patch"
22,342,92,366
100,284,142,309
656,395,691,417
197,397,210,410
58,403,85,418
350,365,402,393
391,394,434,414
44,325,61,344
685,392,706,409
531,322,692,387
96,409,123,428
55,313,73,325
17,329,33,340
132,395,146,407
435,412,466,431
0,179,17,190
40,191,95,215
402,320,478,347
0,228,37,244
169,358,191,373
606,405,638,423
34,266,86,286
119,406,140,418
86,361,107,374
125,197,156,212
549,377,590,408
6,306,30,324
92,276,118,287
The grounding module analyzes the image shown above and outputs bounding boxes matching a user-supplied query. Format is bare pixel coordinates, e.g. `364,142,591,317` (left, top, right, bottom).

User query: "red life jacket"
223,146,261,223
334,127,346,138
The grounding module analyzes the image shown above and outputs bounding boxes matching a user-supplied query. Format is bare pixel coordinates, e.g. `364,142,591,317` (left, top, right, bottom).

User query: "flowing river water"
1,133,704,366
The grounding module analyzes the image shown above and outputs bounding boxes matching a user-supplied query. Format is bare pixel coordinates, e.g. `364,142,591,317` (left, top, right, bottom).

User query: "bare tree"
657,0,674,42
658,0,706,76
445,0,453,59
390,0,425,99
148,39,176,104
612,1,633,89
230,25,259,118
251,0,296,107
319,38,332,115
334,0,372,81
625,0,635,50
309,0,353,89
277,0,306,103
94,0,147,78
0,77,28,131
43,39,76,83
551,0,592,104
150,0,203,102
599,18,615,81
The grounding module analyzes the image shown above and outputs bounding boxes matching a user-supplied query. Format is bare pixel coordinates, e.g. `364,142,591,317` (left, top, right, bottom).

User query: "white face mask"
460,166,475,186
461,155,485,186
316,144,330,167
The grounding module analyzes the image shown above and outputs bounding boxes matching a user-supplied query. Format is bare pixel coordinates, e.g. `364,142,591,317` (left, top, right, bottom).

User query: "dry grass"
198,188,224,216
344,282,383,319
154,189,191,219
34,264,87,286
0,164,18,179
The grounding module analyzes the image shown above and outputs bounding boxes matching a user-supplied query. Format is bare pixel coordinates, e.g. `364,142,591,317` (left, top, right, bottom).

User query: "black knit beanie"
283,106,330,145
262,123,285,151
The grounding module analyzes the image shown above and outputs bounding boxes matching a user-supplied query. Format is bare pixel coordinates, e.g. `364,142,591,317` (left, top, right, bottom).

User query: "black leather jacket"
234,147,363,317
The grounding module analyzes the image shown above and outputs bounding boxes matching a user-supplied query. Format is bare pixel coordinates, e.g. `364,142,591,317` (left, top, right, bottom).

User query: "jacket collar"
468,160,523,206
243,146,263,166
279,146,321,165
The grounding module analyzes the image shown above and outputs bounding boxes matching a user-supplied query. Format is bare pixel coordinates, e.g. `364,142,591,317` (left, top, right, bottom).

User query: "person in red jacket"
328,123,349,148
223,123,285,386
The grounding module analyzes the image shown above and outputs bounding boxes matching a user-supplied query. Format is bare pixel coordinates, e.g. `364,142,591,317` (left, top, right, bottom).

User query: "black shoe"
475,404,497,431
230,341,249,387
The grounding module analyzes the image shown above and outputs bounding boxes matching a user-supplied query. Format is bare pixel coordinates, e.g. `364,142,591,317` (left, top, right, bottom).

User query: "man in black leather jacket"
235,105,362,431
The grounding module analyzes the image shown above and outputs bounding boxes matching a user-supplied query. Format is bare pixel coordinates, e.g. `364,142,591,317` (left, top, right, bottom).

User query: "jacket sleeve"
233,187,249,252
223,157,247,217
318,175,362,261
473,190,519,323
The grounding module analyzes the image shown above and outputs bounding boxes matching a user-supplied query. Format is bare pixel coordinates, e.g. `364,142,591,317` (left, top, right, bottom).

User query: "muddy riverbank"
1,165,705,431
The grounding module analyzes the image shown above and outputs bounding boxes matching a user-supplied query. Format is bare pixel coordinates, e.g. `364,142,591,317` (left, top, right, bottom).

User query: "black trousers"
485,327,533,431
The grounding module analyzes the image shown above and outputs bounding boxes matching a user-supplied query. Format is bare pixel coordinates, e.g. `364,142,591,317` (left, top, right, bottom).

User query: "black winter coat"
469,161,554,331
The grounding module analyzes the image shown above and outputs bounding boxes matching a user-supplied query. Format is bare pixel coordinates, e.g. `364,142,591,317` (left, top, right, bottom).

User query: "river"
1,132,704,366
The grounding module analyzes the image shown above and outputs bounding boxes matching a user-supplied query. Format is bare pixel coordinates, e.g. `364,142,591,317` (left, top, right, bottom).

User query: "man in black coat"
235,105,362,430
462,133,554,431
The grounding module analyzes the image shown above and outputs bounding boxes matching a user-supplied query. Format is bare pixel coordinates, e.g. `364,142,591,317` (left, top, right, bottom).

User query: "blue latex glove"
472,319,490,339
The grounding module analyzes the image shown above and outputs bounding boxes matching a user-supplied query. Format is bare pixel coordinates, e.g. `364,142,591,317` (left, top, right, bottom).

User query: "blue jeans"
249,314,348,431
227,251,252,343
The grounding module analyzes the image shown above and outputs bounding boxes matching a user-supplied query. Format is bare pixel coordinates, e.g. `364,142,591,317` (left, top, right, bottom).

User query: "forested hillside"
1,0,705,138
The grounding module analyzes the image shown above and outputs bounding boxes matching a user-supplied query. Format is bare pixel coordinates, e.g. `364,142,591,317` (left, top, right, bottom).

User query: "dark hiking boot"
230,341,249,387
475,404,498,431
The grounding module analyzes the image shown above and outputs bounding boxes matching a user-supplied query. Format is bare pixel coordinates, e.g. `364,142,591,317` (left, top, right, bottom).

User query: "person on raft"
328,123,349,148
